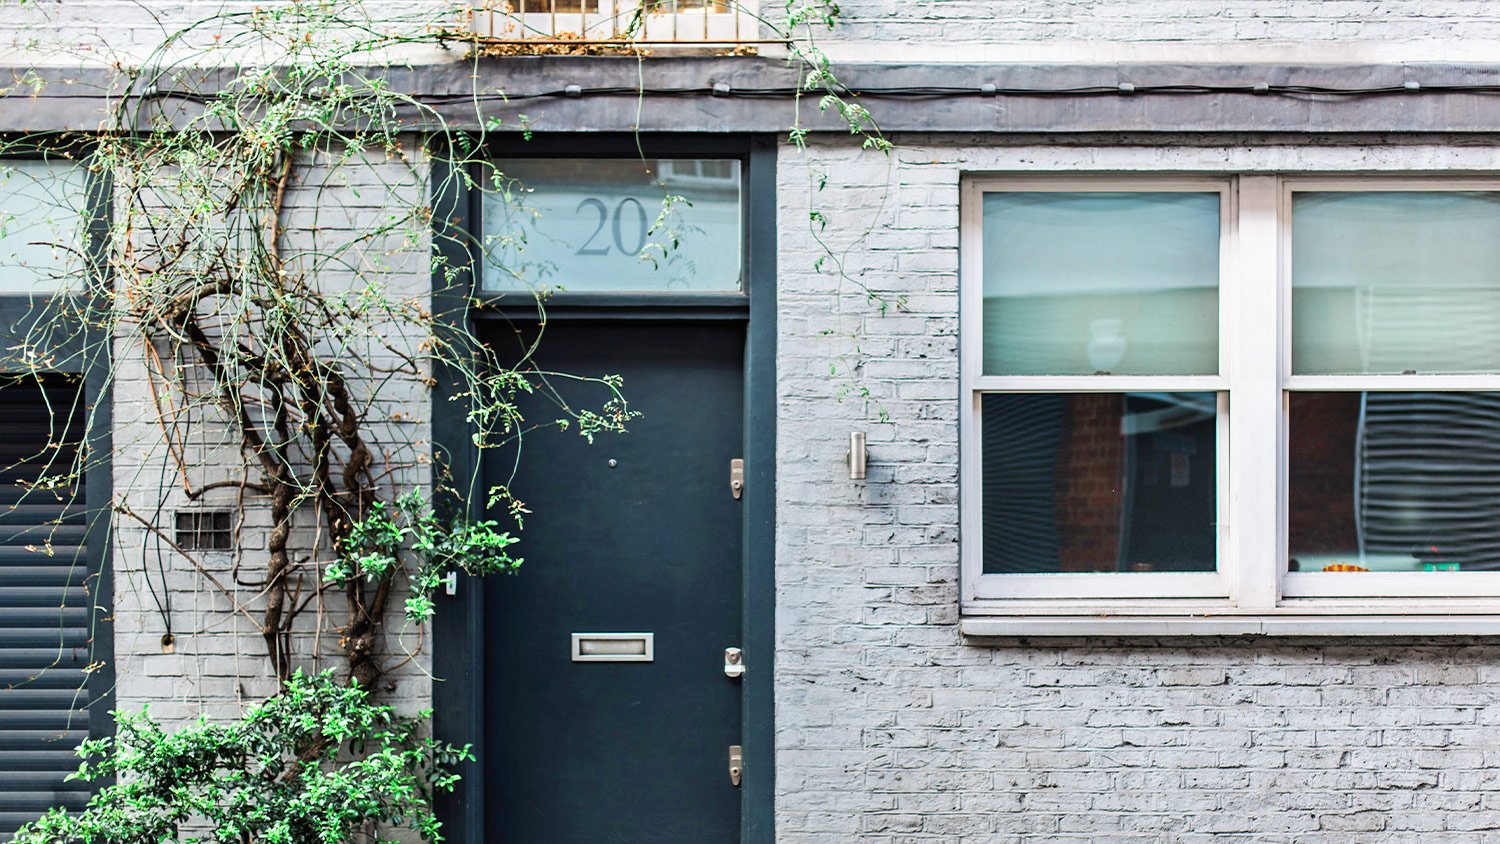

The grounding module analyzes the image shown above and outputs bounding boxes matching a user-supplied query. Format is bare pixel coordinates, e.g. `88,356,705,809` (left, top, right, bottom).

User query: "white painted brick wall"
110,148,433,724
821,0,1500,62
776,136,1500,842
834,0,1500,44
7,0,1500,65
0,1,459,67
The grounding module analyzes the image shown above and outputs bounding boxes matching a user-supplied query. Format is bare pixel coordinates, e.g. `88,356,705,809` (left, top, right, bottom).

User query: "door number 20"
575,197,649,257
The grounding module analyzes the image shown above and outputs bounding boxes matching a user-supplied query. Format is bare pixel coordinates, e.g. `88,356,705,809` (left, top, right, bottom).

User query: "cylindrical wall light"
848,431,867,480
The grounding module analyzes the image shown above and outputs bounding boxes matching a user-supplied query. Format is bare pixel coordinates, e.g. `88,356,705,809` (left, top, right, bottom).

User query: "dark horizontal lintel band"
14,61,1500,133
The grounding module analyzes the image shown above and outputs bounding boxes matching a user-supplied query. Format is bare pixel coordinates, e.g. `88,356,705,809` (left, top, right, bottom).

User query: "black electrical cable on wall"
407,81,1500,102
141,79,1500,106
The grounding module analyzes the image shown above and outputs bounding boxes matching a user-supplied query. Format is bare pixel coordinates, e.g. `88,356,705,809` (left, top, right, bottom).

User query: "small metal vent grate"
174,510,233,551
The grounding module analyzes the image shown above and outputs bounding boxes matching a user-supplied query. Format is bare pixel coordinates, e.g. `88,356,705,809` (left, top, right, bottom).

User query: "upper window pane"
482,158,742,294
981,191,1220,376
0,160,87,296
1292,191,1500,375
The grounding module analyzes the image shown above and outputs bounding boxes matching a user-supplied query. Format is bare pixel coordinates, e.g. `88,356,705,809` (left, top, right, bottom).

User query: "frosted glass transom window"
482,158,742,295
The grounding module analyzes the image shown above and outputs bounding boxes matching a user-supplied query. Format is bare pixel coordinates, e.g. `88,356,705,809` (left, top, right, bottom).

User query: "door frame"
430,133,777,844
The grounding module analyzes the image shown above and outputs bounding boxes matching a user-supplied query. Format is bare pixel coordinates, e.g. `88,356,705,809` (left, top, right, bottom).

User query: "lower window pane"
980,392,1219,574
1290,392,1500,572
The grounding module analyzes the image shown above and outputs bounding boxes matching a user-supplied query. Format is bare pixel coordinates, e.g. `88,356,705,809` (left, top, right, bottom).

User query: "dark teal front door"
482,321,745,843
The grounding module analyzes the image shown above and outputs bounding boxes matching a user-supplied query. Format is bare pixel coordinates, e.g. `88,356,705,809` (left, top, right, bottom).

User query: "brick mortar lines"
774,138,1500,842
108,154,434,724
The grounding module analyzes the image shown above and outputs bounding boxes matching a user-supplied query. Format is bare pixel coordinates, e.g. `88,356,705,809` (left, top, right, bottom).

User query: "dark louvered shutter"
0,377,92,832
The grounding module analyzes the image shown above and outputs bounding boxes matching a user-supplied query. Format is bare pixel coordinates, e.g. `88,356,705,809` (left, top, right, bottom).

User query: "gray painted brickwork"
830,0,1500,46
774,137,1500,842
109,152,433,724
6,0,1500,65
0,1,446,63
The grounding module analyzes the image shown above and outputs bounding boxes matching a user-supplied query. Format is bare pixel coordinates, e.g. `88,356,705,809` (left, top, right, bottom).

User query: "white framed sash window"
961,175,1500,628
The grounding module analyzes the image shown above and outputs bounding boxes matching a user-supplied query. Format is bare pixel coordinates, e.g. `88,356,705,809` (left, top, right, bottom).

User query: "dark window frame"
0,143,115,813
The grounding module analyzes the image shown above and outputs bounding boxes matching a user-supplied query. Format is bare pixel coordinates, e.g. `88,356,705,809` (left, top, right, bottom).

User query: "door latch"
729,458,744,500
728,745,743,787
724,647,745,679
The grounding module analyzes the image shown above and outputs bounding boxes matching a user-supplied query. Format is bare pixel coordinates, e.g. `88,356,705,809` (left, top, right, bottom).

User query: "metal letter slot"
571,633,654,663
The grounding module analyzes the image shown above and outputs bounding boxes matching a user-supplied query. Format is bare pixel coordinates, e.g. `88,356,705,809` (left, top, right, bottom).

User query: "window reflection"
981,392,1218,574
981,192,1220,376
1292,192,1500,375
1289,392,1500,572
0,160,87,295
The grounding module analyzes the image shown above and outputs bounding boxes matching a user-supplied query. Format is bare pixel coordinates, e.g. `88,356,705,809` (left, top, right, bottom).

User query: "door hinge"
728,744,743,787
729,458,745,500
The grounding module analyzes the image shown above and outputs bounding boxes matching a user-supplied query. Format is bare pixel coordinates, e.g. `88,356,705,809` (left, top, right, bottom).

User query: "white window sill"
960,615,1500,638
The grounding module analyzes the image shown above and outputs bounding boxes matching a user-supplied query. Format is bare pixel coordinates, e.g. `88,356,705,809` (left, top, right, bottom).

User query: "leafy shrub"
325,489,523,623
14,671,469,844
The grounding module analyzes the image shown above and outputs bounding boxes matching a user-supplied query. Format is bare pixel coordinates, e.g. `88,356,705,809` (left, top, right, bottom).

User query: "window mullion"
1227,175,1283,611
